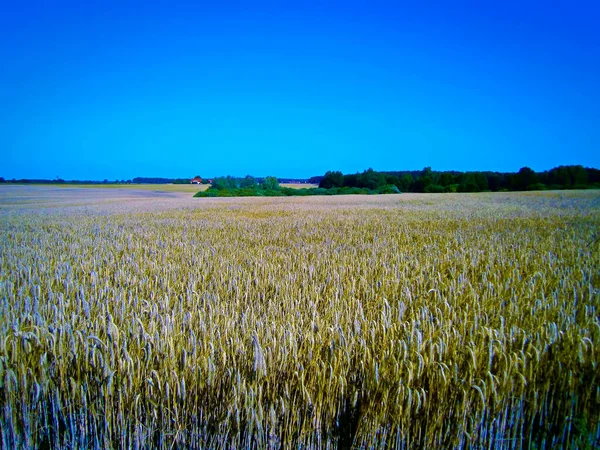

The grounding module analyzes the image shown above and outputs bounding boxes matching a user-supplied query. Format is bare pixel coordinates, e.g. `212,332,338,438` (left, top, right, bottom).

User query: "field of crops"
1,186,599,449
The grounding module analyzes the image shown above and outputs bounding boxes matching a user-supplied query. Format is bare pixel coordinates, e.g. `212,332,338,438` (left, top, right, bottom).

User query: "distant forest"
313,165,600,193
2,165,599,192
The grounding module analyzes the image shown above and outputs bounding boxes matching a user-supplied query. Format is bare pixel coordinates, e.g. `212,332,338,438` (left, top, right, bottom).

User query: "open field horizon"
3,183,210,193
3,0,599,444
1,186,599,448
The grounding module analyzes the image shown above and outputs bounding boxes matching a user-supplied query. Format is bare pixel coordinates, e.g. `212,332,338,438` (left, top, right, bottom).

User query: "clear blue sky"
1,0,599,180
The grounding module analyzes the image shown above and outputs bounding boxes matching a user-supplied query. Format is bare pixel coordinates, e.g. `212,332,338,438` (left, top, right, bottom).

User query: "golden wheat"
0,189,599,448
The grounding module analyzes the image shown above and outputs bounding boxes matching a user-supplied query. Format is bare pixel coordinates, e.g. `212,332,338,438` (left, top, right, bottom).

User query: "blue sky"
1,1,599,180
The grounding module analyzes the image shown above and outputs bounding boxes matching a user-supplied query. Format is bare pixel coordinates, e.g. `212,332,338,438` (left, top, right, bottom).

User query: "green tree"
568,165,588,187
486,172,503,191
421,167,434,185
516,167,538,190
416,167,438,192
459,173,479,192
399,174,414,191
439,172,456,187
548,166,570,187
240,175,257,188
474,172,489,191
261,176,280,190
212,176,238,190
320,171,344,188
356,168,386,190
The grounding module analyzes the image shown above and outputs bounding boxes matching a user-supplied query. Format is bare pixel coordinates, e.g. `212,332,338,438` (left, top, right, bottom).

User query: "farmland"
29,183,210,193
0,186,599,448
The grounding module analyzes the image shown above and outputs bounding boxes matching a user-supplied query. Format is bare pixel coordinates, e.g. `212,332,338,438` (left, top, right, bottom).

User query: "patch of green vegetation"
194,175,400,197
193,185,401,198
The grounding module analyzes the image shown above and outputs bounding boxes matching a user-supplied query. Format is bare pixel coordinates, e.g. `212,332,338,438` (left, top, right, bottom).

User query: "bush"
195,184,403,198
424,184,445,193
528,183,547,191
376,184,401,194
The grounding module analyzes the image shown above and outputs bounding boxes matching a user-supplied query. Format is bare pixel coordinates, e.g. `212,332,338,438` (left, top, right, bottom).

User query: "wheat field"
0,186,599,449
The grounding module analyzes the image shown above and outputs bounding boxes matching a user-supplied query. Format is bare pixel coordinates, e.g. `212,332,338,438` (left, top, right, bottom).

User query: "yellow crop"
0,189,598,448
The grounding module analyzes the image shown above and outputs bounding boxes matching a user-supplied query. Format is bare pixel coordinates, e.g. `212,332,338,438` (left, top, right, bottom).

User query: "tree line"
195,175,401,197
318,165,600,193
0,177,199,185
3,165,598,193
